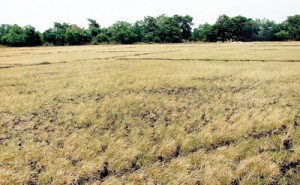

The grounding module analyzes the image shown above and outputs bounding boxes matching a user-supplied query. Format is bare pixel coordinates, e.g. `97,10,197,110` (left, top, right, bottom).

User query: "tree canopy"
1,14,299,47
0,24,41,46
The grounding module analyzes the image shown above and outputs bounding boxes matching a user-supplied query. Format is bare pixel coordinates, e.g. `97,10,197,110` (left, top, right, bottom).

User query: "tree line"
0,14,299,47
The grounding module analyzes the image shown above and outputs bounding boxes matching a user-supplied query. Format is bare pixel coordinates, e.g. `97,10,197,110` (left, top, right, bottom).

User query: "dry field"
0,42,300,184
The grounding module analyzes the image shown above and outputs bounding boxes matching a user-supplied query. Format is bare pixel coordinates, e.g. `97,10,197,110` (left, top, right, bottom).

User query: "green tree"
109,21,137,44
42,28,56,45
87,18,101,38
157,15,182,43
52,22,69,45
213,15,231,42
198,23,216,42
65,25,89,45
209,15,259,42
132,21,144,42
276,30,290,41
284,15,300,40
255,19,279,41
1,24,27,47
229,16,258,41
190,28,201,41
142,16,161,43
93,28,111,44
23,26,42,46
173,15,193,40
0,24,8,45
43,22,89,45
141,15,185,43
42,22,69,46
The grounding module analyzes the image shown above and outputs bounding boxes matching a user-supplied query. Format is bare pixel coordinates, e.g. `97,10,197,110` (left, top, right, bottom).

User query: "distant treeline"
0,14,300,47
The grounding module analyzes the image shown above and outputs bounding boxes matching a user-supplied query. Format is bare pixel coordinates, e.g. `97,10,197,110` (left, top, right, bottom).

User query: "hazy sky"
1,0,300,31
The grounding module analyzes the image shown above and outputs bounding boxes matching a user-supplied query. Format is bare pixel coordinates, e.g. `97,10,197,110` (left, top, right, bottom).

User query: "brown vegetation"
0,42,300,184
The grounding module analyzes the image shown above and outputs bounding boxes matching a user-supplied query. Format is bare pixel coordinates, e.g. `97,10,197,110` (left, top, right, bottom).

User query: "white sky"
1,0,300,31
